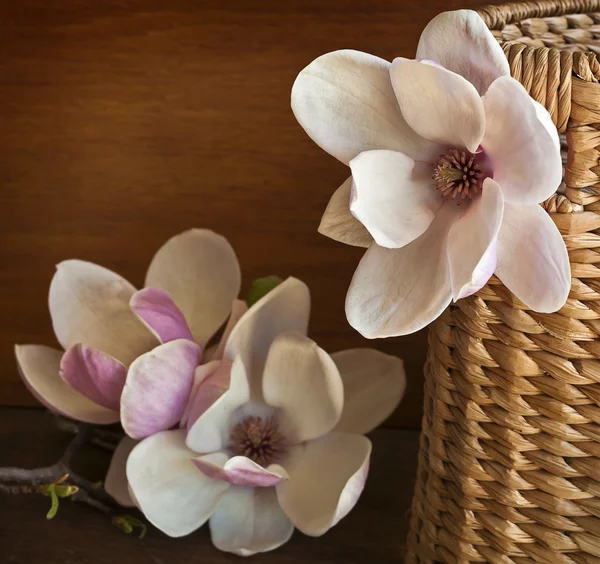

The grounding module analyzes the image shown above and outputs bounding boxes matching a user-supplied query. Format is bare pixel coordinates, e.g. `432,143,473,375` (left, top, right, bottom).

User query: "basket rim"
478,0,600,29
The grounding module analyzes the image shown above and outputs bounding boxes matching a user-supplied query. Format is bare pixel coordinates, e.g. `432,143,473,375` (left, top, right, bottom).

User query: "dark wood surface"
0,0,499,426
0,408,419,563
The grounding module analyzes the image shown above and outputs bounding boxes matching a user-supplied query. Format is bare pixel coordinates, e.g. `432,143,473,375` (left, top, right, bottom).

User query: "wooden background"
0,0,498,427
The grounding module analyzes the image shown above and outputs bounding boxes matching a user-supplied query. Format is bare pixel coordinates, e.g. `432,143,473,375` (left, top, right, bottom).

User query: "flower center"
229,416,286,466
433,148,489,203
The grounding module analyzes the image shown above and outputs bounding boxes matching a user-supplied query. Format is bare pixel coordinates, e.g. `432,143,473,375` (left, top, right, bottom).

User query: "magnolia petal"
105,436,138,507
276,432,371,537
15,344,119,424
496,203,571,313
346,204,458,338
318,177,373,248
263,332,343,444
416,9,510,95
291,49,440,165
332,349,406,435
210,487,294,557
225,277,310,397
211,300,249,362
185,360,233,431
447,178,504,300
193,454,289,488
180,360,222,428
483,76,563,205
186,356,250,453
49,260,156,366
145,229,241,347
130,288,194,344
121,340,202,440
349,150,442,249
391,58,485,153
126,430,229,537
59,344,127,411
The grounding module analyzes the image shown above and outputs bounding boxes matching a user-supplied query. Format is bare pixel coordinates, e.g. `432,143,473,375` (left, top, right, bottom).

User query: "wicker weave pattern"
406,2,600,562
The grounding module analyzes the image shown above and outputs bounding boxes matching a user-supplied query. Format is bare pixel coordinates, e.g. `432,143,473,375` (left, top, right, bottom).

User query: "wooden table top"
0,0,501,428
0,408,419,563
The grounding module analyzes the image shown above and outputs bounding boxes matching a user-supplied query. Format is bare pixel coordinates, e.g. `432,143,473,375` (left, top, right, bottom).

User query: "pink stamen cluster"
229,416,286,466
433,148,487,203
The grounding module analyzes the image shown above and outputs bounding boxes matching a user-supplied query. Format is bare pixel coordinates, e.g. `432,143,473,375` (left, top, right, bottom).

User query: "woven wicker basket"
406,1,600,562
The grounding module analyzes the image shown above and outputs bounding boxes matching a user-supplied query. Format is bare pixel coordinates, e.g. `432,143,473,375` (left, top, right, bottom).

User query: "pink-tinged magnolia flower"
14,229,243,506
291,10,571,338
126,278,406,556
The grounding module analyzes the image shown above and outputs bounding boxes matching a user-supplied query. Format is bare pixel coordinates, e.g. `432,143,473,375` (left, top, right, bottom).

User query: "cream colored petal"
318,177,373,248
345,203,458,338
263,332,343,444
126,430,229,538
145,229,241,347
105,436,138,507
483,76,563,205
15,344,119,424
332,349,406,434
276,432,371,537
496,203,571,313
209,487,294,556
416,9,510,95
391,58,485,153
225,277,310,397
49,260,156,365
292,49,441,165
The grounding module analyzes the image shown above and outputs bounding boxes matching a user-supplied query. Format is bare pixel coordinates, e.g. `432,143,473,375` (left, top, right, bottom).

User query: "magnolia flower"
292,9,571,338
126,278,406,556
14,229,243,505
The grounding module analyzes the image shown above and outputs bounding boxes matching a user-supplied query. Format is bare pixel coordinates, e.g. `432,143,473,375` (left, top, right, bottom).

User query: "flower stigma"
229,415,286,467
433,148,489,203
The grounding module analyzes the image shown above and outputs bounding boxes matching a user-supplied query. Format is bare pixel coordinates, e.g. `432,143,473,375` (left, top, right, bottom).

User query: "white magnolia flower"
126,278,406,556
14,229,243,506
292,9,571,338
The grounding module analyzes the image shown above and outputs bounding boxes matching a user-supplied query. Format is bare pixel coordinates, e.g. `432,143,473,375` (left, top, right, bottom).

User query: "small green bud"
112,514,147,539
247,276,283,307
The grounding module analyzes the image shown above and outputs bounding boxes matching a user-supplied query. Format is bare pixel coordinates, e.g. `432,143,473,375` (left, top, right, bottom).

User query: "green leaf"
45,485,59,520
247,276,283,307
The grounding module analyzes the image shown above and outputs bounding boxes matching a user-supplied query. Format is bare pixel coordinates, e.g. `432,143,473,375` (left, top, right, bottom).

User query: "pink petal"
210,299,249,362
225,277,310,397
416,9,510,95
186,356,250,453
332,349,406,435
15,344,119,424
276,432,371,536
345,203,459,338
349,150,441,248
319,177,373,248
496,203,571,313
145,229,241,347
185,360,233,431
130,288,194,344
390,58,485,153
126,430,229,537
209,487,294,556
180,360,222,428
483,76,562,205
262,332,343,444
121,339,202,439
104,436,138,507
49,260,157,365
447,178,504,300
60,344,127,411
193,455,288,488
291,50,441,165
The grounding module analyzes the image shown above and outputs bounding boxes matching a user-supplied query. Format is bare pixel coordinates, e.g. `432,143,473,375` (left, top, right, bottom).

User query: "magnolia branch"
0,422,146,536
